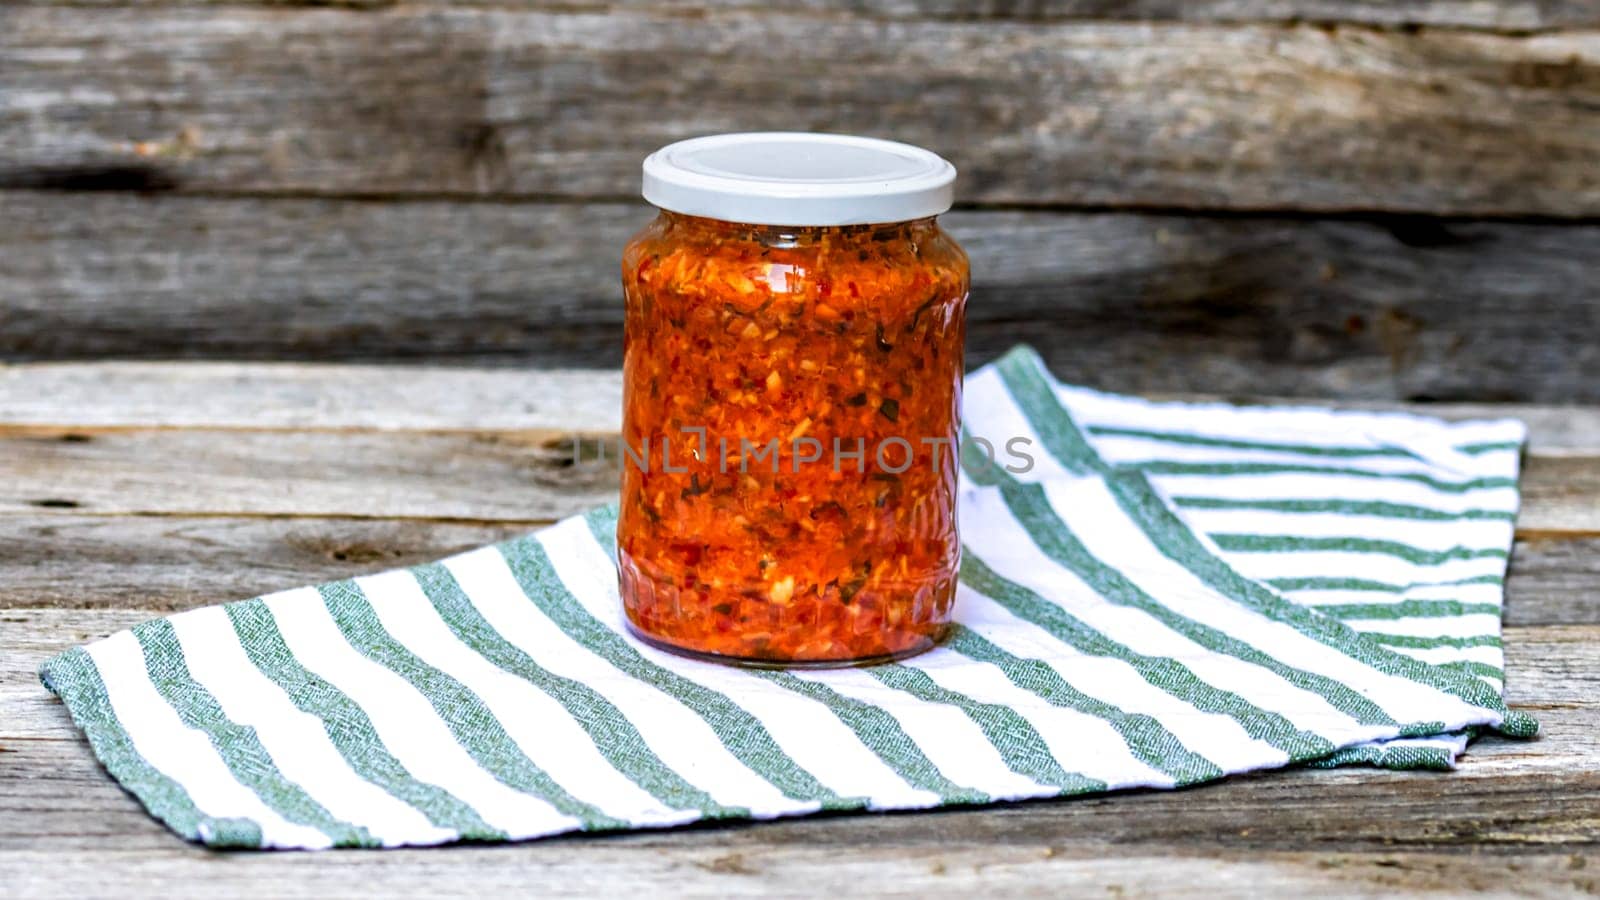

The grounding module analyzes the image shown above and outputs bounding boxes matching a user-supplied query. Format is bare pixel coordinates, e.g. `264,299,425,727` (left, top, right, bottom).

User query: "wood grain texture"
4,194,1598,401
0,425,1592,529
0,426,619,521
4,9,1599,215
0,515,531,611
1,365,1596,895
0,845,1590,899
0,358,626,433
1520,455,1600,533
3,514,1595,627
1506,536,1600,626
7,361,1600,450
0,365,1595,531
2,1,1597,30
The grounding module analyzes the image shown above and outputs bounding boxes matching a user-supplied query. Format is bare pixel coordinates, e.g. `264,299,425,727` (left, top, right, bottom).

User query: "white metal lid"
641,132,956,227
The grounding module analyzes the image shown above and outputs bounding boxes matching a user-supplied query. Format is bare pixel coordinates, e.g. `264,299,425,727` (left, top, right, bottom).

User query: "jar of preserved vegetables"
618,133,968,667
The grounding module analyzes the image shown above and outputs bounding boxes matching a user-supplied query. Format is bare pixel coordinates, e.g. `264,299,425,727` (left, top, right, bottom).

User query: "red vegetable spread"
617,211,969,665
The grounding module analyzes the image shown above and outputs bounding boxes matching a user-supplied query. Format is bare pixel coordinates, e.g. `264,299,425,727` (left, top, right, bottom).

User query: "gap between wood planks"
1,365,1596,530
0,427,1594,530
0,505,1595,540
0,443,1589,527
0,0,1594,38
0,508,563,527
11,188,1600,227
7,364,1599,446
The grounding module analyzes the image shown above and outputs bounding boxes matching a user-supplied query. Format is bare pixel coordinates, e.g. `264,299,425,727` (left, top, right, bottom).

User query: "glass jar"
617,133,968,667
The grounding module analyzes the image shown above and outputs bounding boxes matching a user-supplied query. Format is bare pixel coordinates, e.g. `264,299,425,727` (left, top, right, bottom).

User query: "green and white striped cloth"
41,346,1535,849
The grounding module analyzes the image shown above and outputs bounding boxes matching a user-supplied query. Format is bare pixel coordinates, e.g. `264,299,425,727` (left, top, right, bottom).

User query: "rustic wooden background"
2,0,1597,401
5,6,1600,891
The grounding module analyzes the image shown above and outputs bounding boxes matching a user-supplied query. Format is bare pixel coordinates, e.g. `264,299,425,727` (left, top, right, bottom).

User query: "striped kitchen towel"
40,346,1536,849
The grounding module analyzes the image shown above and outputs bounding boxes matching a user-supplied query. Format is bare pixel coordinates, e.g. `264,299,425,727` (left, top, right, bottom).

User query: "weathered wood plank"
0,515,530,611
1507,535,1600,626
0,425,1592,529
4,195,1599,401
0,846,1591,898
1520,455,1600,534
4,10,1599,215
3,1,1597,31
6,361,1600,451
0,426,619,521
0,422,1582,527
0,514,1593,627
0,359,626,434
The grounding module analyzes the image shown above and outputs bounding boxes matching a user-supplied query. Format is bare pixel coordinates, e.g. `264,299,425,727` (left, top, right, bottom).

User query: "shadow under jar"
618,133,969,668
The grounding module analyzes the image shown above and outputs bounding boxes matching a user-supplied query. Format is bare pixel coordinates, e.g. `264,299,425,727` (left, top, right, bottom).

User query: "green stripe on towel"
37,345,1533,849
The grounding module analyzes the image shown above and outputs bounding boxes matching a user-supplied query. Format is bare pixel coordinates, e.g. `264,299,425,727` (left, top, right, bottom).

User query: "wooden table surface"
3,362,1597,897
